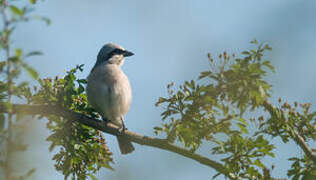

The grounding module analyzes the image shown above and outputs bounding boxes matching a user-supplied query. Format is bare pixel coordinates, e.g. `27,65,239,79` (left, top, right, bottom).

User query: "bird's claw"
118,126,128,134
118,127,124,134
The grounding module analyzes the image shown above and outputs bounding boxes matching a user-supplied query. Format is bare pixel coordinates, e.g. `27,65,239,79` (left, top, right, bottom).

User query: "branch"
263,100,316,163
0,104,240,180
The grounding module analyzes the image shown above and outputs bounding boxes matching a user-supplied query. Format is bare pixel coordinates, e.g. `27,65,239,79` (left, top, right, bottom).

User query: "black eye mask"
109,48,134,58
92,47,134,73
109,49,125,57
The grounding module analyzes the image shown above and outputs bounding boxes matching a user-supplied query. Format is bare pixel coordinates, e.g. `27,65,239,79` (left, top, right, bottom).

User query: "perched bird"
87,43,135,154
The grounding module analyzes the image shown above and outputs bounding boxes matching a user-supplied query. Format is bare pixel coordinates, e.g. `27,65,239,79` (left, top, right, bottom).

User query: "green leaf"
237,123,248,134
157,97,168,103
42,17,51,25
101,163,114,170
15,48,22,57
262,61,275,72
264,44,272,50
212,173,221,179
10,5,23,17
33,16,52,25
21,63,39,79
253,159,265,168
154,126,163,134
25,51,43,58
30,0,37,4
242,51,250,55
78,84,85,94
77,79,87,84
199,71,212,79
237,118,248,126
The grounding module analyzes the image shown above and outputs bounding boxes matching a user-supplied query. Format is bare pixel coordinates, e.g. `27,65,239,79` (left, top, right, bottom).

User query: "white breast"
87,63,132,124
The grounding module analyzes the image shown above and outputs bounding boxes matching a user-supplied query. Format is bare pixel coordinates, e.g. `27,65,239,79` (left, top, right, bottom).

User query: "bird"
86,43,135,154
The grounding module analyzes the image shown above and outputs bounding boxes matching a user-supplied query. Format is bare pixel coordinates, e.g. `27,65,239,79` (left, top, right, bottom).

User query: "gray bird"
87,43,135,154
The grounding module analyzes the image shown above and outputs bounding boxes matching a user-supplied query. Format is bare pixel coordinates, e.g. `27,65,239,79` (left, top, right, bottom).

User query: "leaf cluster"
0,1,48,179
155,41,315,179
31,65,114,179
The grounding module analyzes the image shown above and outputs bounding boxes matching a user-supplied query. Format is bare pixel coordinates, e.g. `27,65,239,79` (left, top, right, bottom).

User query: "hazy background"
11,0,316,179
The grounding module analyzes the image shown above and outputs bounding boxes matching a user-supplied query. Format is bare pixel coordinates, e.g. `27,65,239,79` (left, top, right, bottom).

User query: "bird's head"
96,43,134,67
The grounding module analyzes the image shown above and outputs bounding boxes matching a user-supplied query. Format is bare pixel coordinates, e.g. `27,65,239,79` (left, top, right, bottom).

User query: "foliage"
288,155,316,180
0,0,48,179
155,41,316,179
1,1,316,180
31,65,113,179
0,1,112,180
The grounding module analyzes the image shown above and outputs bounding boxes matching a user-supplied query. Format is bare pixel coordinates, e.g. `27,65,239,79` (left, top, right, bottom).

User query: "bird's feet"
118,123,128,134
118,127,124,134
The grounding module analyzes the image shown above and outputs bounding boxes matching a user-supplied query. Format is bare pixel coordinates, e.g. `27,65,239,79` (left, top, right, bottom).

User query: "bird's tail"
117,136,135,154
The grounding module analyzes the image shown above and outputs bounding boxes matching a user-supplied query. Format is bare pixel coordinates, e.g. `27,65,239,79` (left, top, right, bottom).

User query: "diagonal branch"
263,100,316,163
0,104,240,180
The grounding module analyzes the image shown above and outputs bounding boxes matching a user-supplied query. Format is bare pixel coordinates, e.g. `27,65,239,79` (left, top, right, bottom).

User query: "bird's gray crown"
97,43,125,61
91,43,134,72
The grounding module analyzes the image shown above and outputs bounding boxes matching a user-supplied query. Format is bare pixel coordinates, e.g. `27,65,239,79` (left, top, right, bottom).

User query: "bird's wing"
87,76,112,118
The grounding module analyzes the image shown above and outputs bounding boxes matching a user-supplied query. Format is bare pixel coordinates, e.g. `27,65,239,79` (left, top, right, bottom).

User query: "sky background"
9,0,316,179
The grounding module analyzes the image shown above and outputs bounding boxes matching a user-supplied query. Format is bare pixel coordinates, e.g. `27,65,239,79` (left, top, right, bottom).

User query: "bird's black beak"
123,50,134,57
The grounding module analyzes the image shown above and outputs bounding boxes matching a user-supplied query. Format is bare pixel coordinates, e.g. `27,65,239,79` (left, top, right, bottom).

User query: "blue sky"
11,0,316,179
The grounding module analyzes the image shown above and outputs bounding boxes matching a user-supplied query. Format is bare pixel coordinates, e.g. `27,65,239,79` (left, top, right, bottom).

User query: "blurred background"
11,0,316,179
